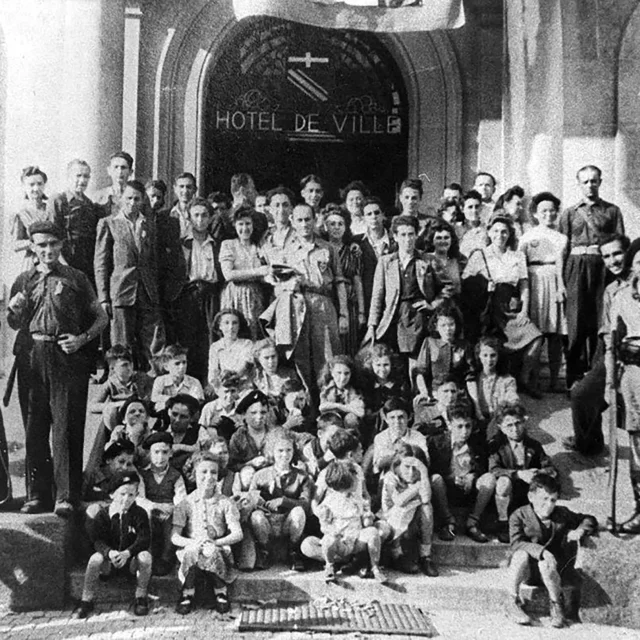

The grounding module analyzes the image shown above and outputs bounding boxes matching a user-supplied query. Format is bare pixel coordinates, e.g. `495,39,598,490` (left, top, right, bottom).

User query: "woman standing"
323,203,366,355
425,220,466,306
462,215,543,398
493,186,531,242
519,192,568,392
13,166,49,270
341,180,369,236
220,205,270,340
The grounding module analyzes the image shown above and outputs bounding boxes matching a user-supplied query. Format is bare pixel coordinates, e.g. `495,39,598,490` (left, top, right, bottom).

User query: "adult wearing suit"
94,180,165,371
364,215,437,379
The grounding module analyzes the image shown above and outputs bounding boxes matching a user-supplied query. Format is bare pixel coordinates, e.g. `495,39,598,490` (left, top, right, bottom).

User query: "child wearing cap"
198,370,243,443
82,439,136,503
76,471,152,619
137,431,186,576
229,390,272,472
172,452,243,615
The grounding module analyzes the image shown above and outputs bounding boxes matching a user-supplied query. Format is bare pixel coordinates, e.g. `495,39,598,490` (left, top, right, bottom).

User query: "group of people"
7,154,633,628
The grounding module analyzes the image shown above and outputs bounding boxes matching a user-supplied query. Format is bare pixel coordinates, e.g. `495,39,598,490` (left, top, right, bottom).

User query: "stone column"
0,0,125,289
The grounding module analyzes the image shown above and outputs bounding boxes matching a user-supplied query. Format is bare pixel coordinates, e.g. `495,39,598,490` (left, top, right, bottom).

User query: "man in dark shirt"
7,221,108,516
559,165,624,387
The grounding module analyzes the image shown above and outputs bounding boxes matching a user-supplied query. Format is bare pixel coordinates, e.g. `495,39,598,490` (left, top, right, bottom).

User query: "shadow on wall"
0,518,66,611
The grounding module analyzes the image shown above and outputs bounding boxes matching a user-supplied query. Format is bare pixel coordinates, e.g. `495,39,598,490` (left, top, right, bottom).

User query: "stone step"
68,564,559,616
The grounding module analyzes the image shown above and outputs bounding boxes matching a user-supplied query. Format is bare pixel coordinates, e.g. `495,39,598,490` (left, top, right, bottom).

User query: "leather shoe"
496,521,510,544
438,523,456,542
620,512,640,535
133,596,149,616
418,556,439,577
466,524,489,543
214,591,230,614
54,500,74,518
395,556,419,574
176,593,194,615
21,499,49,514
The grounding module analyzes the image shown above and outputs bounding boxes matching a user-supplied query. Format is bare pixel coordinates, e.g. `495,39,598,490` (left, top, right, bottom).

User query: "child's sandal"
215,592,230,614
176,594,194,615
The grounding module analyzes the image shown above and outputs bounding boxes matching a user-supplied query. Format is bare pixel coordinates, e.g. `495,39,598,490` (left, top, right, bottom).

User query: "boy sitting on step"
488,402,556,543
426,402,495,543
76,471,152,619
505,473,597,628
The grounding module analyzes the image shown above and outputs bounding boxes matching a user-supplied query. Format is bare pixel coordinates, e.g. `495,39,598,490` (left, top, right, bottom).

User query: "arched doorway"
201,17,408,203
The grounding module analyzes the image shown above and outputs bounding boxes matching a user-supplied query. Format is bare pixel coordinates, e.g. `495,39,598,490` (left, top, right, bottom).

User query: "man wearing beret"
7,220,108,516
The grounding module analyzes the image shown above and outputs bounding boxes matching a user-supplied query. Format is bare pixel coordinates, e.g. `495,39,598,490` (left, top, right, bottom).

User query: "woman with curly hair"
323,203,366,355
340,180,369,236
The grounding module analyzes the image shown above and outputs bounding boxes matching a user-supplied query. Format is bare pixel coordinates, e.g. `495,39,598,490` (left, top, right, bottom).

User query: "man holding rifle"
607,237,640,534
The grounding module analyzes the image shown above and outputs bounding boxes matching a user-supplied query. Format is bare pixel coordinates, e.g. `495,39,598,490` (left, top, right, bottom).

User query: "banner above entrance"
233,0,465,32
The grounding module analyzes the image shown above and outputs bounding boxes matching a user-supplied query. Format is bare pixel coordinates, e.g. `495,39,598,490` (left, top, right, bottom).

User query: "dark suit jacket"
155,210,187,305
488,433,555,480
353,233,396,309
94,213,160,306
509,503,597,565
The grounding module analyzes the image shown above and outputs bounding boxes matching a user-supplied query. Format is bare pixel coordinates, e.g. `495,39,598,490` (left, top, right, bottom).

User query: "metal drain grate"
239,600,437,636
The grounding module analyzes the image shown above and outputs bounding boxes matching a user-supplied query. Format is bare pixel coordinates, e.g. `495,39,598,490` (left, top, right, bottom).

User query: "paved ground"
2,373,639,638
1,604,640,640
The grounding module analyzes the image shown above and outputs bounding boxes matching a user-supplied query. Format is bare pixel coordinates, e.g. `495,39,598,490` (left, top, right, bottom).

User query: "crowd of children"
12,159,610,628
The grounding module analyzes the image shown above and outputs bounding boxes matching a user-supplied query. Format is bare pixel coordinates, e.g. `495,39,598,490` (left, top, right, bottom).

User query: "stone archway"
154,0,462,205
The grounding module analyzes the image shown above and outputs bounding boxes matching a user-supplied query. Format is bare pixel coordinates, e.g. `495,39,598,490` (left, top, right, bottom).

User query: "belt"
528,261,556,266
570,245,600,256
31,333,58,342
619,342,640,366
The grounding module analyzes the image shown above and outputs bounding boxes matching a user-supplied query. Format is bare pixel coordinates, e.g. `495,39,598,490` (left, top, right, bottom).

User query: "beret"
108,470,140,494
143,430,174,449
235,389,269,415
383,396,410,415
103,439,135,462
29,220,62,240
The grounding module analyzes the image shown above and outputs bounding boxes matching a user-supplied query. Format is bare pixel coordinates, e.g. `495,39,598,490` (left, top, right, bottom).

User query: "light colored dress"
220,239,268,339
519,226,568,335
173,491,240,585
463,245,542,351
207,338,254,387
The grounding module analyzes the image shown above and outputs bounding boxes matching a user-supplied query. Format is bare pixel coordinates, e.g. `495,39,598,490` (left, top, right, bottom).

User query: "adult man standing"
94,180,165,371
559,165,624,388
564,235,631,457
287,204,348,397
94,151,134,219
170,172,198,239
473,171,497,225
7,221,108,516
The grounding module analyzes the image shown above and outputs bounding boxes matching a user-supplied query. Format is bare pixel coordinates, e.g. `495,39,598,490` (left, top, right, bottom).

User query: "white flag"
233,0,465,32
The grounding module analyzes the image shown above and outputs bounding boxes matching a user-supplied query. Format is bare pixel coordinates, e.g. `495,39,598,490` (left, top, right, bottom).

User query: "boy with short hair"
458,190,489,259
506,473,598,627
301,412,343,479
77,471,152,618
489,402,556,543
249,431,312,570
151,344,204,413
171,172,198,239
48,158,101,283
91,344,153,429
137,431,187,576
198,370,243,442
177,197,222,382
427,404,496,543
373,398,429,476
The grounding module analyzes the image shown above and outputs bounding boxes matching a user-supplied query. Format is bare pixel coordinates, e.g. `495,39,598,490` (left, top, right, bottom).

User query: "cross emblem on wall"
287,52,329,68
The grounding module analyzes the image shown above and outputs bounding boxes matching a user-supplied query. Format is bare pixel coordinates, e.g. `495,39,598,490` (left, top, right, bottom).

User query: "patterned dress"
519,226,568,335
220,239,268,339
173,491,241,584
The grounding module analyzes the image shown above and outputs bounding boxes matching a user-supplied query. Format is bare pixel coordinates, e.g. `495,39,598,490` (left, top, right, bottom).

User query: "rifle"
2,357,18,408
607,328,620,534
